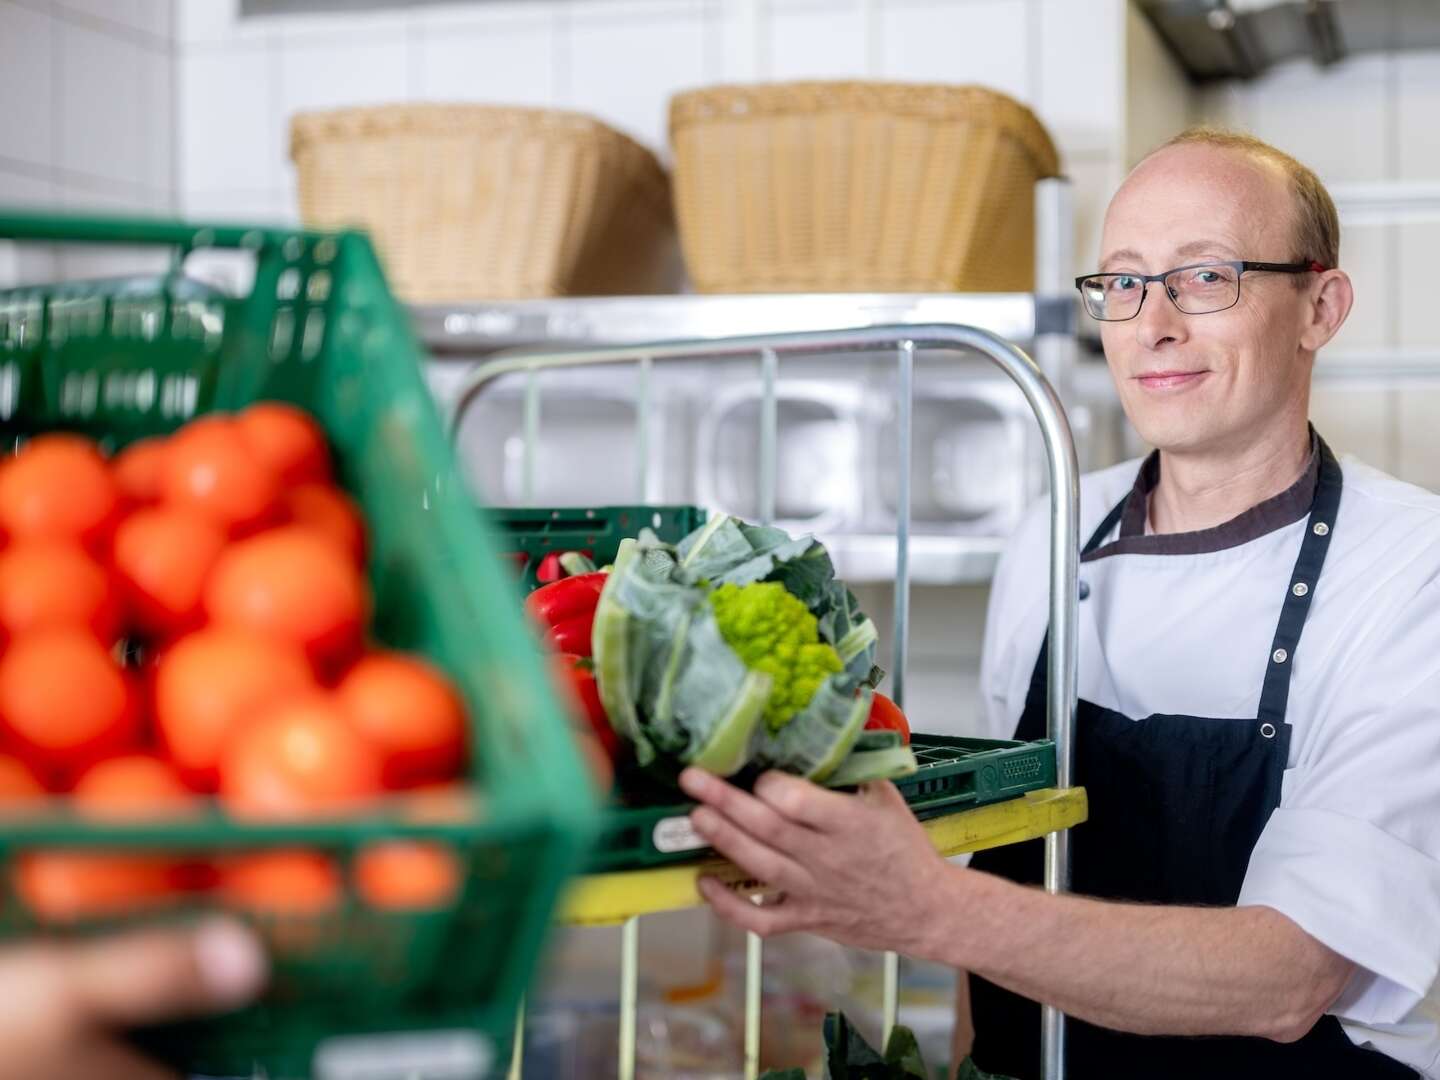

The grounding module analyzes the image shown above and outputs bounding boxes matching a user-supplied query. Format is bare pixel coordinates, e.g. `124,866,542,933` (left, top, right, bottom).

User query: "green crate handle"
0,210,319,252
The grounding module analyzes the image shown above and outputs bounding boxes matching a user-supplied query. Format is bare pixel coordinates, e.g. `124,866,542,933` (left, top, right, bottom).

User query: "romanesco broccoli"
709,581,843,733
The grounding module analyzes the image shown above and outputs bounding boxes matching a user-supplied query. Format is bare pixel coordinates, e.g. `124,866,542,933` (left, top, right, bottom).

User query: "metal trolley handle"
452,322,1081,1080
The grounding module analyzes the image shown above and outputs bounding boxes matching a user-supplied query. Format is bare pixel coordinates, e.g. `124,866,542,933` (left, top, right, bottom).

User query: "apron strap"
1257,439,1343,727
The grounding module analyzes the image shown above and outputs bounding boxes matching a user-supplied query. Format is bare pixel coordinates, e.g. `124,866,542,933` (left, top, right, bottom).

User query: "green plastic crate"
504,506,1056,873
495,504,707,592
587,734,1056,871
0,212,598,1079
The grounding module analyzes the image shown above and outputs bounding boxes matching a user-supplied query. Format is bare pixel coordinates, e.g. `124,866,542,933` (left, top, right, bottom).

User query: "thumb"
59,918,268,1029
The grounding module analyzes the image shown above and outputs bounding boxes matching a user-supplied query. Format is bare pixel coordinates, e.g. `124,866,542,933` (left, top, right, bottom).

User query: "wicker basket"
291,104,679,301
668,82,1061,294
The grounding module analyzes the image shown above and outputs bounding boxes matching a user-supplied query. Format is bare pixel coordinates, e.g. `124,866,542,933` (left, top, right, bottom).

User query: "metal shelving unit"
416,180,1080,591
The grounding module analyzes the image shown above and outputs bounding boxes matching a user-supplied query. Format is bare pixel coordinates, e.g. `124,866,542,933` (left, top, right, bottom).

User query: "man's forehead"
1099,145,1294,268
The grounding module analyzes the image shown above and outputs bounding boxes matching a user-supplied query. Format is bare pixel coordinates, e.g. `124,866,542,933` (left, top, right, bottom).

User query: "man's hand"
0,918,267,1080
680,766,950,955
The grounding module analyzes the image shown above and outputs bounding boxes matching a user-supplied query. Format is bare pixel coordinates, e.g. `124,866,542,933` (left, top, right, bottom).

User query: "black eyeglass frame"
1073,260,1328,322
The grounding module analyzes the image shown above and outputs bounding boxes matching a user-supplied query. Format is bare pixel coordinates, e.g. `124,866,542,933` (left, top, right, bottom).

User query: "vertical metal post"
744,928,763,1079
1035,175,1077,1080
758,348,778,526
746,347,779,1079
635,354,652,501
506,997,525,1080
522,369,540,505
619,917,640,1080
883,339,915,1046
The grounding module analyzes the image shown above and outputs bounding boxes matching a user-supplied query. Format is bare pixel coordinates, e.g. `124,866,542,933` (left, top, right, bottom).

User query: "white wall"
167,0,1148,280
1197,50,1440,485
0,0,176,280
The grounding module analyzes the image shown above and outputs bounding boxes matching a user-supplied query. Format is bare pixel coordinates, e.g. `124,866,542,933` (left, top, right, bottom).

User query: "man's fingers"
696,876,799,939
752,770,863,831
61,918,267,1029
679,769,818,855
859,778,911,815
690,806,812,893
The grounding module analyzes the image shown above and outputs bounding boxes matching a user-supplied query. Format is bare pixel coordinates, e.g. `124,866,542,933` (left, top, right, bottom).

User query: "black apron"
968,441,1417,1079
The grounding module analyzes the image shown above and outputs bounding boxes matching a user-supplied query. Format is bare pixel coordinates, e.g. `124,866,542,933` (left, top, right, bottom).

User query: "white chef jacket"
977,449,1440,1077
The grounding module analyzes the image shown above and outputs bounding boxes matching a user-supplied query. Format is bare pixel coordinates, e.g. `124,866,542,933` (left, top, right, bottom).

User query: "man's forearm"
920,866,1354,1041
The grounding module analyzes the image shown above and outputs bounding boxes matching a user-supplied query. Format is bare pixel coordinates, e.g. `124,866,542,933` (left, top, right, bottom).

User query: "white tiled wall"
0,0,175,283
155,0,1145,279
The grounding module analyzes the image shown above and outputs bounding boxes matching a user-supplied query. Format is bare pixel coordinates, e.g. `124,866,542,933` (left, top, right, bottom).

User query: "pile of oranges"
0,403,472,922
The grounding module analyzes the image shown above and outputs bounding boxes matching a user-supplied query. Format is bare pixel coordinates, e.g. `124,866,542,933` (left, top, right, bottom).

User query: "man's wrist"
905,858,998,969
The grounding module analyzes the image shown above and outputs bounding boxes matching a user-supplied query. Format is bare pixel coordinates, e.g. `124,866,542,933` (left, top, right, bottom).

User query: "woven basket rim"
668,80,1060,177
289,102,672,209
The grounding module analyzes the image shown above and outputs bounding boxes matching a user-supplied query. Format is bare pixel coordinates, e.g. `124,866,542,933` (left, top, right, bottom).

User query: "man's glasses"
1075,260,1327,322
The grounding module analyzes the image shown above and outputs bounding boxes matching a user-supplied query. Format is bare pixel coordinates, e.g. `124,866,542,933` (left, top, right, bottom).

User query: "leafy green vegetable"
758,1011,1017,1080
592,515,915,785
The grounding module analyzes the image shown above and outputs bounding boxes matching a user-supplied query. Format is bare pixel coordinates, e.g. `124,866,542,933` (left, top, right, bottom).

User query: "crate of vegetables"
0,213,598,1078
524,510,1058,870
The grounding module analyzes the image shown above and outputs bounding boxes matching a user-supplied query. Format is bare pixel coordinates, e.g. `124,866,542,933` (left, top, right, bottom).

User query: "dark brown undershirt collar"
1082,432,1321,562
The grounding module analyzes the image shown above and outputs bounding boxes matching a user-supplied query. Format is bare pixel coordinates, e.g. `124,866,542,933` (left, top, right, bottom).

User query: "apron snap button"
1260,722,1277,739
1313,522,1329,536
1292,581,1309,597
1078,580,1091,601
1272,648,1289,664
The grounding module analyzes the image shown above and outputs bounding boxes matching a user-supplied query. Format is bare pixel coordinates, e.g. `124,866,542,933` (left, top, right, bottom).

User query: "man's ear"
1299,269,1354,352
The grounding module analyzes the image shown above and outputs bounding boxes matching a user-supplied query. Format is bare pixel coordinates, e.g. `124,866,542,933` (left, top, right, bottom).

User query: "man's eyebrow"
1174,239,1241,259
1098,248,1144,271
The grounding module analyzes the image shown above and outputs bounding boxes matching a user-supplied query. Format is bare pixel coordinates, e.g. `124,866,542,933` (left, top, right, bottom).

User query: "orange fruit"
219,694,383,819
17,851,183,922
72,755,196,819
0,435,118,549
204,526,366,670
219,849,340,915
160,415,280,535
355,842,461,911
154,627,316,790
0,630,139,775
112,436,168,506
336,653,465,787
236,402,332,486
0,755,48,811
283,483,365,566
0,542,120,643
113,507,227,637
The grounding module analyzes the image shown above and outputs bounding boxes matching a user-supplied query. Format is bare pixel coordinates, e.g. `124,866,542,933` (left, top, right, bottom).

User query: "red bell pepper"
535,549,597,584
525,571,607,658
550,652,620,760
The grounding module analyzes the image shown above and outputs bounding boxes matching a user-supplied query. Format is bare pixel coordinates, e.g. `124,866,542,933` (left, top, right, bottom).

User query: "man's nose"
1134,280,1189,350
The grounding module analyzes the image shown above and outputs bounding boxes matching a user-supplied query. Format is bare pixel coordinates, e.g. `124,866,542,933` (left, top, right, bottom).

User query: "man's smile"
1133,369,1211,391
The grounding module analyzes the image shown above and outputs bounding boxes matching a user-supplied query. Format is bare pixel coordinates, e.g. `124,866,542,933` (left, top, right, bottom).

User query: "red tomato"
203,526,366,671
235,402,332,486
160,415,281,535
72,755,197,819
218,849,341,915
0,435,119,550
219,694,383,819
112,437,169,507
335,653,465,787
17,852,185,922
0,543,120,643
283,484,365,566
355,842,461,911
864,692,911,743
153,627,316,791
0,630,140,777
0,755,48,812
112,507,227,637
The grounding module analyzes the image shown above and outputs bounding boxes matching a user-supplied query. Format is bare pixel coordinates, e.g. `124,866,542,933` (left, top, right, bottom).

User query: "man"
680,127,1440,1078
